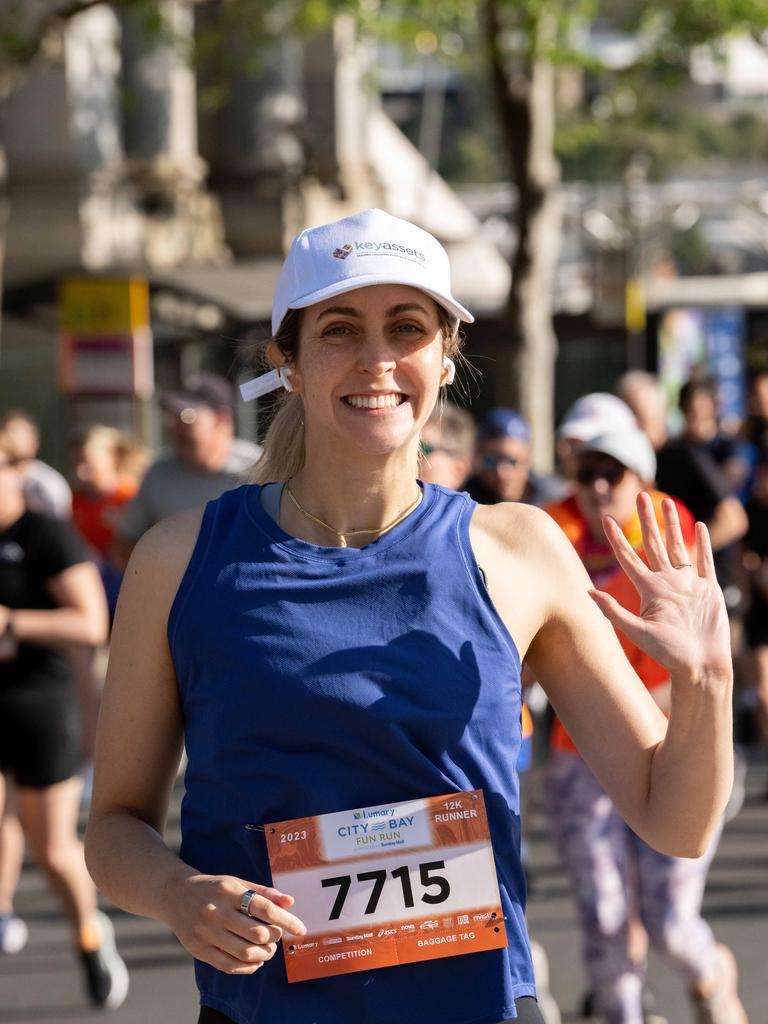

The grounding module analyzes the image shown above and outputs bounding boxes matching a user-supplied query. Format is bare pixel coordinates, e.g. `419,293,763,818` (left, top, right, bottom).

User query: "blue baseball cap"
477,408,531,442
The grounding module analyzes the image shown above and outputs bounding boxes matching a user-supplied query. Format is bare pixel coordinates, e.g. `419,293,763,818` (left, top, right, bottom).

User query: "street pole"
624,154,649,370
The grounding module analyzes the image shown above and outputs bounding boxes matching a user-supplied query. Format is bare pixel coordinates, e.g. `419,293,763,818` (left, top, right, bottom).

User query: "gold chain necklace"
284,481,422,548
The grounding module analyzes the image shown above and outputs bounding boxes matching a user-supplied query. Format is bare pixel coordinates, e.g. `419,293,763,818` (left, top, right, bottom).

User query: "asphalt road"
2,753,766,1024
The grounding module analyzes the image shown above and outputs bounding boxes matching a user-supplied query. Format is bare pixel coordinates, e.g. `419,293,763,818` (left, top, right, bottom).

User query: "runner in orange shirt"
544,427,746,1024
70,427,148,617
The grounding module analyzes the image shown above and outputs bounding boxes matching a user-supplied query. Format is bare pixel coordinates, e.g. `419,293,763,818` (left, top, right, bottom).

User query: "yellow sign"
625,277,646,334
59,278,149,334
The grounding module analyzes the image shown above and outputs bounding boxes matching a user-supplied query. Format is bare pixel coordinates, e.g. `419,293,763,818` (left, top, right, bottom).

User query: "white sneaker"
530,938,562,1024
0,913,28,954
691,944,749,1024
79,910,129,1010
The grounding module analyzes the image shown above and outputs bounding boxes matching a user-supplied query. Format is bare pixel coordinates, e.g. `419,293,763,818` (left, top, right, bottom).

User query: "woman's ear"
441,356,456,386
266,342,298,393
265,340,285,370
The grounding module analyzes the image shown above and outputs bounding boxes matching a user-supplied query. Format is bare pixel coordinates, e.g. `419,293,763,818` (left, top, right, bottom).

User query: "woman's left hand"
588,493,731,683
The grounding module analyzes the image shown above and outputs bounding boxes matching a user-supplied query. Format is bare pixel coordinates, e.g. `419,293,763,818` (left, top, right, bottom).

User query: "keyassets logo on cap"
331,239,426,262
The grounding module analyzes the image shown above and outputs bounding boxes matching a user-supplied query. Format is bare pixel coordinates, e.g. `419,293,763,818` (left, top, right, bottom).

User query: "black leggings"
198,997,545,1023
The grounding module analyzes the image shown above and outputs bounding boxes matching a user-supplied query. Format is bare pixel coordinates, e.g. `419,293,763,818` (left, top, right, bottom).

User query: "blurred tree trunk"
484,0,562,470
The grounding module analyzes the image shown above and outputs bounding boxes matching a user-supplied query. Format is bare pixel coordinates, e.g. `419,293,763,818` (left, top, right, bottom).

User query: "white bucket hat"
240,209,473,402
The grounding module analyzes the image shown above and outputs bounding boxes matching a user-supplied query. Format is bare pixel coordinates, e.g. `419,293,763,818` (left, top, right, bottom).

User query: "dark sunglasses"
576,463,626,486
483,453,521,471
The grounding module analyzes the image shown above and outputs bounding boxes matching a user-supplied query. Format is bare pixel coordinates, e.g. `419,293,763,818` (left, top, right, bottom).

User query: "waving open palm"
589,493,731,682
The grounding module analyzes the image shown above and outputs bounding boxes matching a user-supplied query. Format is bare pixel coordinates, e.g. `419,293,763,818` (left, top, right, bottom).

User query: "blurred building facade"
2,4,767,464
0,1,509,465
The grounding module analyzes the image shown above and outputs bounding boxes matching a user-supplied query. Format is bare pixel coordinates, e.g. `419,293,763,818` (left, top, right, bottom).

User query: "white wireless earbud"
239,364,294,402
443,356,456,386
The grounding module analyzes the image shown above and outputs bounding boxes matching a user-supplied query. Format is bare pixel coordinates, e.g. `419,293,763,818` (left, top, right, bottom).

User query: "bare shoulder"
471,500,571,566
468,501,591,656
121,505,205,613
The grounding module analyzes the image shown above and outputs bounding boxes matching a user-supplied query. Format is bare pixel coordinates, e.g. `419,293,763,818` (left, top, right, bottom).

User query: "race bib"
265,790,507,982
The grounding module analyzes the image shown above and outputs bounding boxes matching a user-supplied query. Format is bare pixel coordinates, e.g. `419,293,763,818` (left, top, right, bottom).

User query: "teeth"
345,394,403,409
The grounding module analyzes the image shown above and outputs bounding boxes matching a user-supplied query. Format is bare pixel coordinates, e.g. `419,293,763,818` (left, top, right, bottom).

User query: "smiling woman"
86,209,736,1024
250,293,462,497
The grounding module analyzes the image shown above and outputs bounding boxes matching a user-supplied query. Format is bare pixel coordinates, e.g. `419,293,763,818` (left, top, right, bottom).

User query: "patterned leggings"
544,750,721,1024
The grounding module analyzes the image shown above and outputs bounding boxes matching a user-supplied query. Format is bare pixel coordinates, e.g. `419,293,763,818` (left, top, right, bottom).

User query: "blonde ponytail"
247,309,304,483
249,394,305,483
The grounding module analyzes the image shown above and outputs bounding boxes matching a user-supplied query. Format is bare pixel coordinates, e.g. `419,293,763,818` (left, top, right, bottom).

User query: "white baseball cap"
271,208,474,334
557,392,637,442
580,428,657,483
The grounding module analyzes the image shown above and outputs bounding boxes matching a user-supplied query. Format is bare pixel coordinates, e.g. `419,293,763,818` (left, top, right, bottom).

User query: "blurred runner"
556,394,637,483
656,374,751,820
418,400,475,490
0,409,72,519
466,407,565,506
656,378,747,575
677,374,755,504
743,369,768,460
615,372,668,452
70,425,149,618
0,430,128,1008
115,373,260,563
742,459,768,753
544,428,747,1024
69,426,151,808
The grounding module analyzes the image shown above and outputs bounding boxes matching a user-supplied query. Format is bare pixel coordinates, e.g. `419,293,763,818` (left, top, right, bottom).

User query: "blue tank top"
168,483,534,1024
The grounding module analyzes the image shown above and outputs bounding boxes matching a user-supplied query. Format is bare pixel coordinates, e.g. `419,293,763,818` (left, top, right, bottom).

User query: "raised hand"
588,493,731,683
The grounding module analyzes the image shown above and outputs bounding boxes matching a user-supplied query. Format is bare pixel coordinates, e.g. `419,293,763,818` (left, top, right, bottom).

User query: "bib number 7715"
322,860,449,920
264,789,508,982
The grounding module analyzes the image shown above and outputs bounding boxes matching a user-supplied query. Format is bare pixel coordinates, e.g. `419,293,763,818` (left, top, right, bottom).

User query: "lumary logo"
352,807,393,821
332,244,353,260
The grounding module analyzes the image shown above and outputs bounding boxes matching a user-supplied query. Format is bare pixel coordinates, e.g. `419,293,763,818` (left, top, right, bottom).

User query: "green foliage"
670,223,715,275
554,0,768,183
0,0,33,69
2,0,767,183
556,104,768,182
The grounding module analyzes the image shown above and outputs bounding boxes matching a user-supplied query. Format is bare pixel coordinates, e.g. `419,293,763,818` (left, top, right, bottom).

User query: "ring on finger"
673,562,693,569
239,889,260,917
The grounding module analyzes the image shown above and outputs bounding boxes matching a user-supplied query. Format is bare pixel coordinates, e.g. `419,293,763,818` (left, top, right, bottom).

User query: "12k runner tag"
264,790,507,982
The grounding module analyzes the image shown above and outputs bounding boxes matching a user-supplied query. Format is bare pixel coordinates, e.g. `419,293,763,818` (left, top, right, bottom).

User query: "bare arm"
708,495,747,551
110,535,136,573
478,497,732,858
0,562,108,648
84,509,305,976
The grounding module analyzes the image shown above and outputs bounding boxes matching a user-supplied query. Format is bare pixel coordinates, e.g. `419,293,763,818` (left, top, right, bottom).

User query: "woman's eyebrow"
316,305,361,320
316,302,430,321
385,303,430,317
